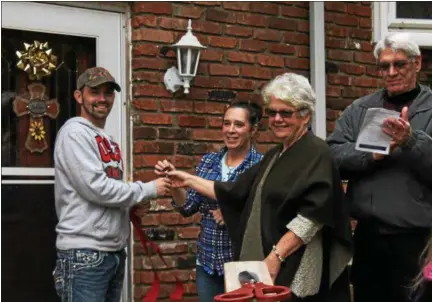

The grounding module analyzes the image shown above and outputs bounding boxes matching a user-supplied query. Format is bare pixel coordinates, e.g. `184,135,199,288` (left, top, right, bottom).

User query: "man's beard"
82,97,111,120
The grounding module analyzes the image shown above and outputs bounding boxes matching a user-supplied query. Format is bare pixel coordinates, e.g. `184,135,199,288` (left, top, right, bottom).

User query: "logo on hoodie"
95,135,123,180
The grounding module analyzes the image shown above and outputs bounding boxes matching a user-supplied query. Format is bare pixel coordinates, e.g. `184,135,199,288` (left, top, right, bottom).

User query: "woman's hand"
166,170,193,188
155,160,176,176
264,252,282,283
210,209,225,226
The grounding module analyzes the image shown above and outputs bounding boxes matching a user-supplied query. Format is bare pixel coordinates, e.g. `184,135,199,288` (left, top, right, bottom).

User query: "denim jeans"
53,249,126,302
195,265,225,302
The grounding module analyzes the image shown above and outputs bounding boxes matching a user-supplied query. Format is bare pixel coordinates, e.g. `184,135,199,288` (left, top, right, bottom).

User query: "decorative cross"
13,83,60,153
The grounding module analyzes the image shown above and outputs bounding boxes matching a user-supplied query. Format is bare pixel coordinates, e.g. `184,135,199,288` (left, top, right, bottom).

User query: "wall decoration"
16,40,57,80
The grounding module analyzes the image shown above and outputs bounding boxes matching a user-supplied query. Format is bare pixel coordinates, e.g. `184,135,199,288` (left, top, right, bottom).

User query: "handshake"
151,160,190,196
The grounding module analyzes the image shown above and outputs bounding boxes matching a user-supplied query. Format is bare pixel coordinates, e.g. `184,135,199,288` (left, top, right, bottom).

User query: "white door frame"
1,2,130,301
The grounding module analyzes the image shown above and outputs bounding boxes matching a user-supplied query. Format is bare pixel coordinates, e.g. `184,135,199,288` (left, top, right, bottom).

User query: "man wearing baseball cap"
53,67,170,301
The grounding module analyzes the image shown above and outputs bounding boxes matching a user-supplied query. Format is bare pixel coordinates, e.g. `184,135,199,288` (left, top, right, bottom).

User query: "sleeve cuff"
286,214,323,244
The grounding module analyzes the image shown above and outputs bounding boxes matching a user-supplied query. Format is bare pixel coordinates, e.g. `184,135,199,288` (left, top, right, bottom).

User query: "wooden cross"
13,82,60,153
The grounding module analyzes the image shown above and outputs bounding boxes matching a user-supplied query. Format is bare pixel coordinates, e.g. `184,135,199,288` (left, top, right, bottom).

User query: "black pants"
351,223,430,302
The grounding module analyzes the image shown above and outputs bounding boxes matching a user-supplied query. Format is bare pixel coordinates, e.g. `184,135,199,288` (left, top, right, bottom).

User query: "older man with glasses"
327,33,432,302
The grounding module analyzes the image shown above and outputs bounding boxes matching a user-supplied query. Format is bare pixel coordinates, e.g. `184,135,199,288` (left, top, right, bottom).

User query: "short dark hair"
224,101,263,126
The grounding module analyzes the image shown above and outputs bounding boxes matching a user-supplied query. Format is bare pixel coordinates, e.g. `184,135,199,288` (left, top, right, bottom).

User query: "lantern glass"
178,47,200,76
190,48,199,76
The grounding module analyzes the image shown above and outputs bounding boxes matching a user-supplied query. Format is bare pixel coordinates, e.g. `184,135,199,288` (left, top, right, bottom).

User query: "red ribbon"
130,208,184,301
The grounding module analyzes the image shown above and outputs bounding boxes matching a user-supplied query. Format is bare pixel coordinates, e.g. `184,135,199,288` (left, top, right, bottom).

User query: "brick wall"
130,2,310,300
129,1,431,301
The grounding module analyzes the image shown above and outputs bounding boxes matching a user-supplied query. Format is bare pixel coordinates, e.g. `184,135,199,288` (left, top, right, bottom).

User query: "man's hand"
210,209,225,226
383,106,412,146
264,252,282,283
166,170,192,188
155,160,175,177
154,177,171,196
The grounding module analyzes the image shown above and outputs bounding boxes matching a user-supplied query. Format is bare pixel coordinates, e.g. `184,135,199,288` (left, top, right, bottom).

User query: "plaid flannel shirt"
172,146,263,276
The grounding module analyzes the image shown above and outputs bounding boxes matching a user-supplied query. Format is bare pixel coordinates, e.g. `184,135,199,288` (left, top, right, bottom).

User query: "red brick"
269,43,295,55
236,92,263,104
281,6,308,18
193,21,223,35
133,170,157,182
236,13,268,27
132,29,175,43
132,98,159,111
192,129,223,141
225,25,253,38
295,45,309,58
159,128,191,140
254,29,281,42
194,102,226,114
188,88,210,100
158,242,189,254
268,18,297,31
207,116,223,128
325,2,346,13
285,58,309,70
173,6,204,19
178,115,207,127
160,100,193,112
326,38,347,49
339,63,366,75
132,44,159,56
257,54,284,67
350,29,371,41
133,127,157,140
256,132,274,143
325,24,350,38
366,66,380,78
209,64,240,76
295,2,310,8
227,51,255,64
226,78,255,90
132,2,173,14
354,52,376,64
284,32,309,45
352,77,380,88
194,76,227,88
359,18,372,29
194,1,221,6
250,3,279,15
200,49,224,62
222,2,250,11
159,17,188,30
139,214,160,226
208,36,238,49
133,141,175,154
334,15,359,27
132,71,161,84
346,3,371,17
140,114,173,125
296,20,309,32
359,41,374,52
206,8,236,24
239,40,267,52
133,57,168,70
197,63,208,75
158,270,194,282
160,212,195,225
241,66,272,80
327,86,342,97
134,84,172,97
327,75,352,86
328,50,354,62
135,154,171,168
132,16,157,28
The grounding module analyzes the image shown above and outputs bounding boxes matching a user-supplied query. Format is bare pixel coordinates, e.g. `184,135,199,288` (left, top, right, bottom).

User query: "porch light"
164,19,206,94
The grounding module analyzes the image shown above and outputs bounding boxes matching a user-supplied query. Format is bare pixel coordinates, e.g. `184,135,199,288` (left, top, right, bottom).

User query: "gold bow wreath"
16,41,57,80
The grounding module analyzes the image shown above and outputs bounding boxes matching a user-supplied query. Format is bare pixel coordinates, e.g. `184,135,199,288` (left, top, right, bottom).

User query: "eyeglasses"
266,108,300,118
377,59,413,72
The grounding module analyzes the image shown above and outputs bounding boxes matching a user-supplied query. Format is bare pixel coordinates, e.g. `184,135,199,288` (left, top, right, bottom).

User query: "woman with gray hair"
164,73,353,301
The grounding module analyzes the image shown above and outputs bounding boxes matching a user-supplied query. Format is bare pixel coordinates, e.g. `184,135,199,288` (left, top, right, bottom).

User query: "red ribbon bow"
130,208,184,301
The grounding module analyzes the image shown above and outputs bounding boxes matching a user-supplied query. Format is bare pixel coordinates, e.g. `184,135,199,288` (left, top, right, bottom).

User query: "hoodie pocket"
94,209,109,230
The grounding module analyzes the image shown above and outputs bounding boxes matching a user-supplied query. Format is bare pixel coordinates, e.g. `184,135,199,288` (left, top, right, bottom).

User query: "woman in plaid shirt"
155,102,263,301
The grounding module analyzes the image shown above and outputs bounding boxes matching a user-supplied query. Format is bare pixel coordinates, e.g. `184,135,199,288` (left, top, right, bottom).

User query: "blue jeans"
196,265,225,302
53,249,126,302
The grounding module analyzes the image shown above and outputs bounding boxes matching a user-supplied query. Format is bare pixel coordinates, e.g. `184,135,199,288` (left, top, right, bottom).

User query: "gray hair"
261,73,316,116
373,33,421,60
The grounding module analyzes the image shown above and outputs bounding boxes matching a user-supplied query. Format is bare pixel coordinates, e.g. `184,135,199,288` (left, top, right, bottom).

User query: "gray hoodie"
54,117,157,251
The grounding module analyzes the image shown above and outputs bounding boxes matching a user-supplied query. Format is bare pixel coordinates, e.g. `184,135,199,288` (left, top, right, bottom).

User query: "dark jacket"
327,85,432,229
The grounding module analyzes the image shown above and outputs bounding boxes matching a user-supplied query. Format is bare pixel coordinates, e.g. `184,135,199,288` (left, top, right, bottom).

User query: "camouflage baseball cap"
77,67,121,92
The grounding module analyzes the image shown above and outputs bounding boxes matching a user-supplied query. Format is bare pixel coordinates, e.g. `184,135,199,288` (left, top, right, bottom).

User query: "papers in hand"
355,108,400,155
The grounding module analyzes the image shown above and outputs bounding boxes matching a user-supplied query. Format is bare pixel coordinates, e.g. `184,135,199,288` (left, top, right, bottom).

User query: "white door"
1,2,129,301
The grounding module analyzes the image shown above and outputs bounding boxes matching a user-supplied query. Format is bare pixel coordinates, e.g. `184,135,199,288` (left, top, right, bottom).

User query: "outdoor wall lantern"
164,19,206,94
